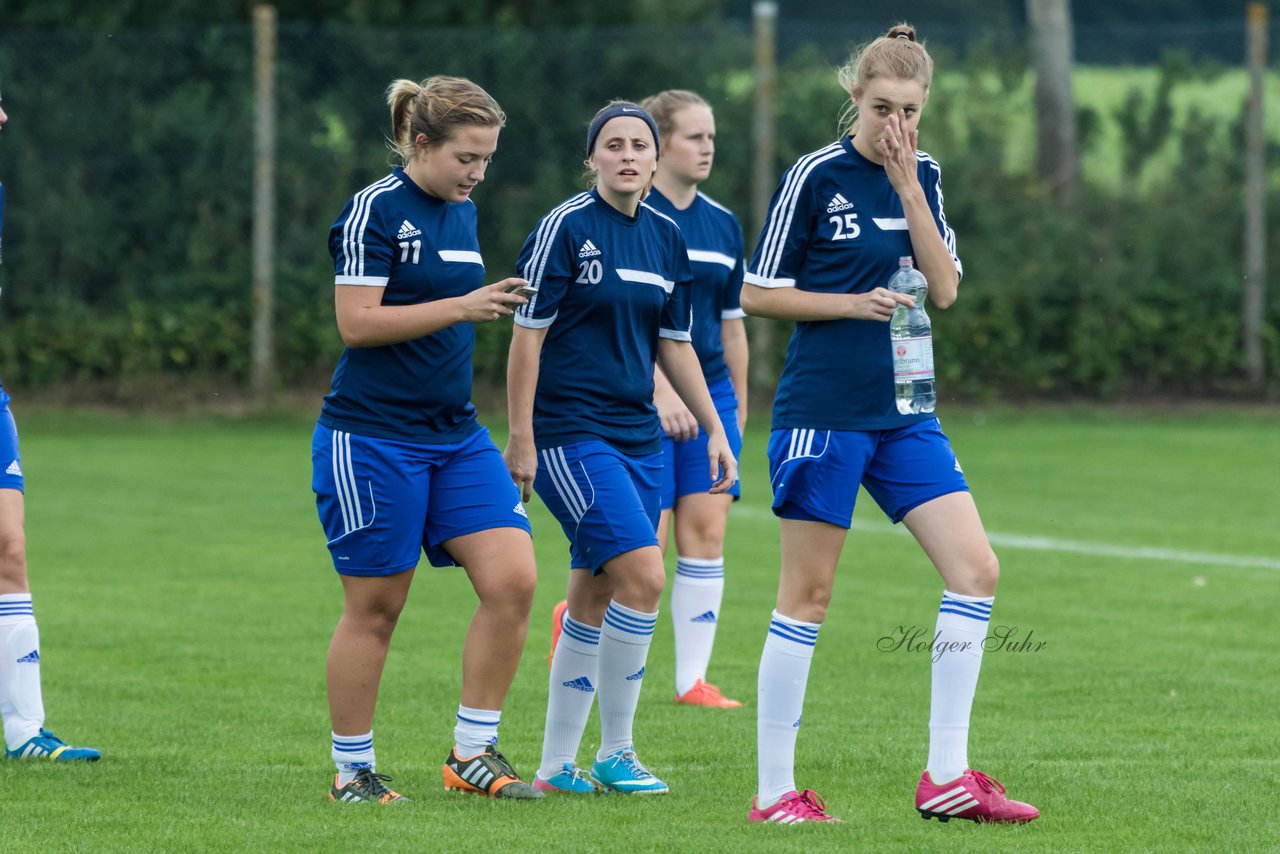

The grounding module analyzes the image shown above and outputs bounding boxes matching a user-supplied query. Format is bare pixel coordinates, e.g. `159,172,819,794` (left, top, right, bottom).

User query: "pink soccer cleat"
749,789,842,824
915,769,1039,824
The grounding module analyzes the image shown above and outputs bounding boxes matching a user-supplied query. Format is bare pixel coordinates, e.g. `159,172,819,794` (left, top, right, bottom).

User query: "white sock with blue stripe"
453,705,500,757
596,601,657,761
0,594,44,749
332,730,375,787
757,609,820,809
538,613,600,781
671,556,725,696
927,590,994,784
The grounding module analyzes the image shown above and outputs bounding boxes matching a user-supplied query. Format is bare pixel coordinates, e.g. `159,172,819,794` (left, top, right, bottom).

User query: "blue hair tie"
585,102,660,157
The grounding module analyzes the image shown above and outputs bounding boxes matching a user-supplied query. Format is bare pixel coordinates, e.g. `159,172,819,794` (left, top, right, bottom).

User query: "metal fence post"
750,0,778,396
252,4,278,401
1243,2,1268,391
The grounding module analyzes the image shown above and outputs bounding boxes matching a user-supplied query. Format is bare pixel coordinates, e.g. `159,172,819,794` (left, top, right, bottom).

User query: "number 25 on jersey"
829,213,860,241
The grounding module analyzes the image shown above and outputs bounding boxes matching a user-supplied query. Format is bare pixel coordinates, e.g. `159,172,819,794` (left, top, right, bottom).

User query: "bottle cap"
898,256,914,266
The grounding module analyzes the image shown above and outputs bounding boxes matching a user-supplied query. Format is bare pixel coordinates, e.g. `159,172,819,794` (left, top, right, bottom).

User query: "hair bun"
886,24,916,41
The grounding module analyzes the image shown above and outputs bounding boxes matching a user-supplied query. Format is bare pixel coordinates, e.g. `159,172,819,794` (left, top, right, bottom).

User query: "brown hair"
836,23,933,136
639,89,710,142
385,76,506,164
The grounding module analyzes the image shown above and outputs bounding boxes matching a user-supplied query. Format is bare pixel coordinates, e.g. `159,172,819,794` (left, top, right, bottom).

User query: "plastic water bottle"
888,256,935,414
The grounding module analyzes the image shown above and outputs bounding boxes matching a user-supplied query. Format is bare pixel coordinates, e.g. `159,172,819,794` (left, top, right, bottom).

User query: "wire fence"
0,15,1276,397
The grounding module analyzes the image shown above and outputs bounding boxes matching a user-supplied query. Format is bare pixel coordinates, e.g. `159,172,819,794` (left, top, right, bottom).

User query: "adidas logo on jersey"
578,239,602,258
4,460,21,477
563,676,595,693
827,193,854,213
690,610,717,624
397,220,422,239
513,502,528,518
16,649,39,665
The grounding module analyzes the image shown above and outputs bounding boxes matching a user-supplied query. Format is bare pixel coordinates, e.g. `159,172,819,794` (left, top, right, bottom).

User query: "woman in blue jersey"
505,101,738,795
641,90,748,710
741,26,1039,825
315,76,541,804
0,95,100,764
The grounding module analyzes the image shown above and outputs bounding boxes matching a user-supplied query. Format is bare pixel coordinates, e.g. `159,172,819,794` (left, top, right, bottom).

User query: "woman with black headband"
505,100,737,795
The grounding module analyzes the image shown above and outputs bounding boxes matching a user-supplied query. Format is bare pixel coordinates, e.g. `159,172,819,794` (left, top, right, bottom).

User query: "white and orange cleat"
675,679,743,708
548,599,568,663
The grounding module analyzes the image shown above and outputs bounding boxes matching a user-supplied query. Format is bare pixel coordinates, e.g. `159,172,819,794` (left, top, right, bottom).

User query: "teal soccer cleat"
5,729,101,762
591,748,668,795
533,762,597,794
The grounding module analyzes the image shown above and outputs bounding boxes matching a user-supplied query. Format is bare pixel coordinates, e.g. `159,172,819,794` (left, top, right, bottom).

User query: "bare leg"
902,492,999,596
326,570,413,735
0,490,29,594
447,528,537,711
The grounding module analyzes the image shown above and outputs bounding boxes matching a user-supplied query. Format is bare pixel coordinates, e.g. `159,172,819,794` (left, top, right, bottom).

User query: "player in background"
641,89,748,710
740,26,1039,825
0,92,101,763
505,101,737,796
316,76,540,804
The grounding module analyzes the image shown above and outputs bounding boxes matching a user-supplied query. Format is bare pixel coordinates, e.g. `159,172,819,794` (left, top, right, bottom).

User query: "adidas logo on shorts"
578,239,602,258
513,502,528,518
5,460,21,477
826,193,854,213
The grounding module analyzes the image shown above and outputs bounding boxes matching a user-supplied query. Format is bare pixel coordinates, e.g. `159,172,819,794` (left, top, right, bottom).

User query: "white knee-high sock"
671,555,725,696
927,590,994,784
757,609,820,808
538,614,599,779
453,705,500,757
0,594,45,749
331,731,375,786
596,600,657,761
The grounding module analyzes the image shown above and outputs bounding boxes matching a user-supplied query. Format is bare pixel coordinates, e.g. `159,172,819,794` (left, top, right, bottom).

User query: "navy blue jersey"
643,188,746,387
746,137,961,431
320,167,485,444
515,188,694,455
1,180,7,401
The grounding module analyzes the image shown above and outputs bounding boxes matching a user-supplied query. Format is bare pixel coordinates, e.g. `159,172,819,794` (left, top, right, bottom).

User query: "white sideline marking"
732,505,1280,571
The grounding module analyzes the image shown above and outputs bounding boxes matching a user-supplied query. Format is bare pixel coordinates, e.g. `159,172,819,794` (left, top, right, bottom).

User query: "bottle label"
892,336,934,379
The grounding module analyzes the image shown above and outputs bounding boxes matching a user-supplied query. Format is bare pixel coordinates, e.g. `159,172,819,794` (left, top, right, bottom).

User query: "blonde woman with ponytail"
741,26,1039,825
314,76,541,804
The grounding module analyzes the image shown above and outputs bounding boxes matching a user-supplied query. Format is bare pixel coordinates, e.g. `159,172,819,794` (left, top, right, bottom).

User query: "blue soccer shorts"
312,424,531,576
660,376,743,510
767,418,969,528
533,440,662,573
0,395,23,493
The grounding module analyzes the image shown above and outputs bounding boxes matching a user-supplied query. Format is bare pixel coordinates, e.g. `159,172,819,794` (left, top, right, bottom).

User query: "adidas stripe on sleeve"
331,174,401,287
745,142,843,289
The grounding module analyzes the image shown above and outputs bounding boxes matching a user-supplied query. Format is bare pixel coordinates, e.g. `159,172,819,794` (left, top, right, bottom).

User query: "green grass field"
0,406,1277,851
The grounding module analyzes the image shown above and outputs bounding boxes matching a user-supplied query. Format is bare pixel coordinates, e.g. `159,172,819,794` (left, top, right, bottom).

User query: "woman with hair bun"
315,75,540,804
741,25,1038,825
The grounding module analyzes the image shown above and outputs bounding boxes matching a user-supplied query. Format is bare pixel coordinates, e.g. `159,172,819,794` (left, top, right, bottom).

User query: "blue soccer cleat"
591,748,668,795
533,762,597,794
5,728,101,762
